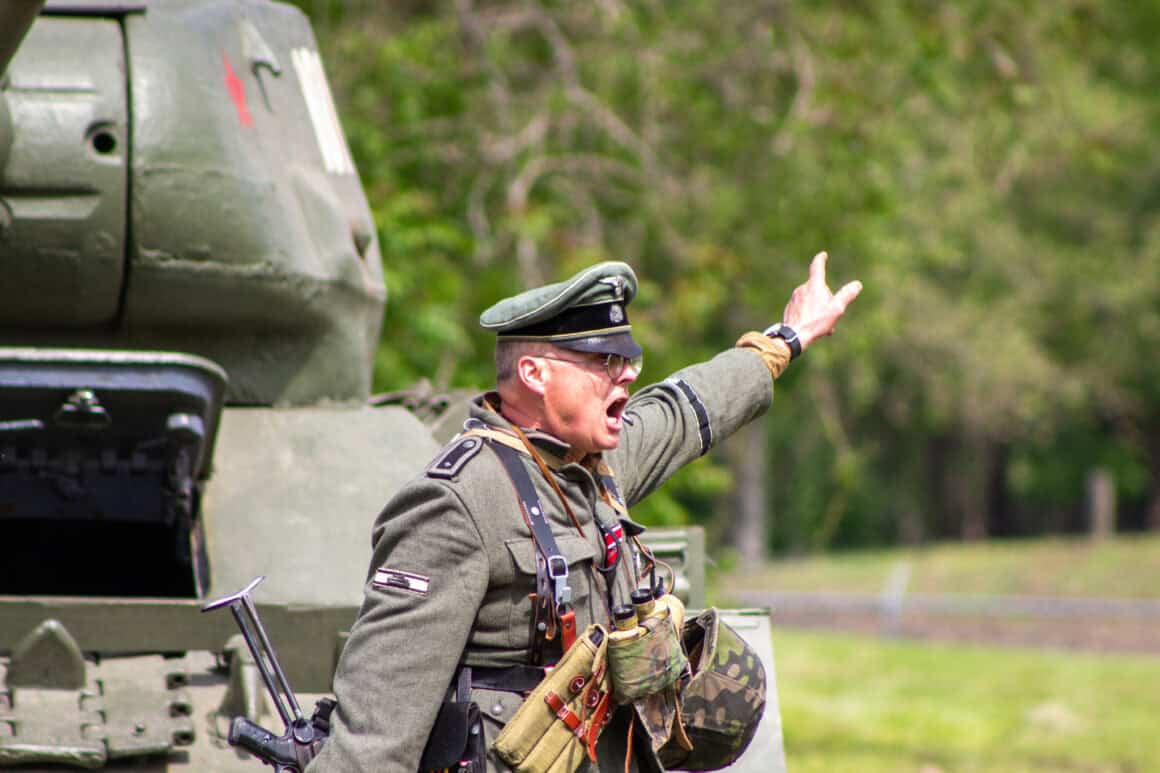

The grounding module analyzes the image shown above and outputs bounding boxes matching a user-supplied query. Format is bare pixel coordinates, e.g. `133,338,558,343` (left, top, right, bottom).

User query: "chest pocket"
503,534,598,649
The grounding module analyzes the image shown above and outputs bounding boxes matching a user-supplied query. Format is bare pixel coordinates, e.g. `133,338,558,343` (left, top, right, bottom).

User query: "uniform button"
491,702,505,716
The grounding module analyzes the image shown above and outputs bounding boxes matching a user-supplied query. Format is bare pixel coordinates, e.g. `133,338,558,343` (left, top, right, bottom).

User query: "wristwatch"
763,323,802,360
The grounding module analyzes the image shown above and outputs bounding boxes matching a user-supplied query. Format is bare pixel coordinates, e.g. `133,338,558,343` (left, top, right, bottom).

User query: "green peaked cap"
479,261,642,358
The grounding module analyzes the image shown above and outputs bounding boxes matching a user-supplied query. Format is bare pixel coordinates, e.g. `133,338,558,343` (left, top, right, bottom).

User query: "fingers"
833,280,863,311
785,252,861,346
808,251,829,285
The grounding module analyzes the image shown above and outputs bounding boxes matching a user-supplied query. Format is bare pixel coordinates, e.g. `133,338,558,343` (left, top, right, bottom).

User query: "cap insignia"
599,276,625,299
609,304,625,324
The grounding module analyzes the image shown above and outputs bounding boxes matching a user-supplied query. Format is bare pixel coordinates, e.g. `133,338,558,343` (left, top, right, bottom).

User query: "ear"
516,354,549,397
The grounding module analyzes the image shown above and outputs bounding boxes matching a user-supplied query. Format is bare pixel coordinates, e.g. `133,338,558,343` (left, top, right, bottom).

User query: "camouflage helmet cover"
658,608,767,771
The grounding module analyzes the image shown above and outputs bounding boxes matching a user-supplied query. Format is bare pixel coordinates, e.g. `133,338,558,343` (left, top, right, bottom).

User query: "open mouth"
605,397,628,429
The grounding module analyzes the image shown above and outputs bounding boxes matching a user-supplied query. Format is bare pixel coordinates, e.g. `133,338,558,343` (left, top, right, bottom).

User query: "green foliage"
307,0,1160,550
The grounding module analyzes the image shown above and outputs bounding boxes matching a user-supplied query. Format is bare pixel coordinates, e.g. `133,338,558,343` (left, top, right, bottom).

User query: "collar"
470,392,604,471
469,393,629,519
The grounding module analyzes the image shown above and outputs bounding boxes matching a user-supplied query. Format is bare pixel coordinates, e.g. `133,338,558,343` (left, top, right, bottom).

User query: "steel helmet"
658,608,766,771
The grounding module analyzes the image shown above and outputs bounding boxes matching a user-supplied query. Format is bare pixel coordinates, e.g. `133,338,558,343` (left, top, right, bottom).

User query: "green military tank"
0,1,441,768
0,2,785,770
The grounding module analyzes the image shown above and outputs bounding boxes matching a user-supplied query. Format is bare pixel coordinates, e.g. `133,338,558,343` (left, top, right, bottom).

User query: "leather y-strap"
489,439,578,658
596,469,627,516
507,422,585,537
594,470,642,596
469,405,584,537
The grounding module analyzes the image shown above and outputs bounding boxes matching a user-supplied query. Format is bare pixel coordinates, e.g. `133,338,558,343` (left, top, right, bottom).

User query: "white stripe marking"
373,568,431,596
292,47,356,175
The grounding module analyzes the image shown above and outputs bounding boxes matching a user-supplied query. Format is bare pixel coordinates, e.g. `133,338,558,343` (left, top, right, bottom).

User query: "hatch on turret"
0,348,226,598
0,12,129,326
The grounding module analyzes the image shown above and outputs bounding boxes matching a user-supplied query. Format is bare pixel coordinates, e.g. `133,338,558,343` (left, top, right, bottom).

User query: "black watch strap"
763,323,802,360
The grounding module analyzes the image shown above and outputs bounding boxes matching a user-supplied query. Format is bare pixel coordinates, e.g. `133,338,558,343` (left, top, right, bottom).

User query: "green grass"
773,629,1160,772
730,534,1160,598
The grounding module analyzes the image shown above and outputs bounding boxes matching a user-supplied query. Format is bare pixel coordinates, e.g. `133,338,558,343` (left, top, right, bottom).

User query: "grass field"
731,533,1160,598
720,536,1160,770
773,628,1160,772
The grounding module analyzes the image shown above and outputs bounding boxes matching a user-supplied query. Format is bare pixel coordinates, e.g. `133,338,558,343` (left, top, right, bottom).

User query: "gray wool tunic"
307,347,774,772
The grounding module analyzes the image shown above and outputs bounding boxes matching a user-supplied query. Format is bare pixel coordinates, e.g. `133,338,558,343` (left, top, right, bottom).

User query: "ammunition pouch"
420,668,486,772
493,625,613,773
606,595,692,754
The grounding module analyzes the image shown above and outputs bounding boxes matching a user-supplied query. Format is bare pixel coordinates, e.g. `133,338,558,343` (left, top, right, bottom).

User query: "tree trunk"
728,421,768,569
927,434,953,538
1148,492,1160,532
898,506,925,545
950,434,993,542
1085,467,1116,539
1148,429,1160,531
987,442,1011,536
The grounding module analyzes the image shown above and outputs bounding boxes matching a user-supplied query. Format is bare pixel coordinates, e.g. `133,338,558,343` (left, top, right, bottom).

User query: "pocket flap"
505,533,597,575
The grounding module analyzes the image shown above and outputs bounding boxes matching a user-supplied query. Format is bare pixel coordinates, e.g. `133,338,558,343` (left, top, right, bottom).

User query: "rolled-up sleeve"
609,347,774,506
307,478,489,772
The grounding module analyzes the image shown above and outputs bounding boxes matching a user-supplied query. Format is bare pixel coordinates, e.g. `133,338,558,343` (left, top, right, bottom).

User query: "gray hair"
495,340,555,384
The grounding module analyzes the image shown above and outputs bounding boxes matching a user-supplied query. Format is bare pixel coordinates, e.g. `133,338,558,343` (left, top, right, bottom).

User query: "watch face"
768,324,793,340
765,323,799,350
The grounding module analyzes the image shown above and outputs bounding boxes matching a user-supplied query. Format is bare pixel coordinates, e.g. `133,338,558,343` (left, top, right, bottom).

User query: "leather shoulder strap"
488,438,576,664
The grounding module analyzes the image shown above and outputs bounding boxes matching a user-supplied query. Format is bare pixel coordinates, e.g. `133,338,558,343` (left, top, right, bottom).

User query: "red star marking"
223,53,254,128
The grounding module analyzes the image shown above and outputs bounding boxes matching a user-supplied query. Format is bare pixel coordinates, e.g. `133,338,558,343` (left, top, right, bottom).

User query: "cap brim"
554,331,643,359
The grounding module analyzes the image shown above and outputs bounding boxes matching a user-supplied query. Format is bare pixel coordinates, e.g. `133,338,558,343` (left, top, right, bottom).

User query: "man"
308,253,861,772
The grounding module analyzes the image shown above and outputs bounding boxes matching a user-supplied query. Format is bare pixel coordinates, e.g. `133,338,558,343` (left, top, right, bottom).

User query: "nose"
617,363,639,385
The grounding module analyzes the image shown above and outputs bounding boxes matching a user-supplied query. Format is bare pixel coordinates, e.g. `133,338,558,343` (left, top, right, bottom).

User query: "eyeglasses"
538,352,643,381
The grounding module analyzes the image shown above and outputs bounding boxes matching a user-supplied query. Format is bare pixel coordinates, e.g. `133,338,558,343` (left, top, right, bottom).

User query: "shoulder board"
426,435,485,479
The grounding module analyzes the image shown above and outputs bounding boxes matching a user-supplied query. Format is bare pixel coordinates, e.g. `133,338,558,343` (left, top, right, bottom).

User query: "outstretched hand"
781,252,862,352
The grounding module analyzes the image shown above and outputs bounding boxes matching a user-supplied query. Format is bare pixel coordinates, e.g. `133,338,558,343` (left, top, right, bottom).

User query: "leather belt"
470,665,547,693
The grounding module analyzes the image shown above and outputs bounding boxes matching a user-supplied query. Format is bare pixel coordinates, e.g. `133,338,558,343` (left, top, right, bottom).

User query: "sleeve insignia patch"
666,377,713,456
372,567,430,597
426,436,484,479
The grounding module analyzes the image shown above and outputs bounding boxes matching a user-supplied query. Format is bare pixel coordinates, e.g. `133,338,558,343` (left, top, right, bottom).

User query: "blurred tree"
298,0,1160,555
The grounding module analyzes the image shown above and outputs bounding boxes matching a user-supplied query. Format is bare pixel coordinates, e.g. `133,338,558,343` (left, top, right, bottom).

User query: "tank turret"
1,0,383,405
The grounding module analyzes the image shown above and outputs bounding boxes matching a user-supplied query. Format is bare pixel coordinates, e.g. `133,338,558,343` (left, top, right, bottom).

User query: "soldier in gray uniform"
308,254,861,772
